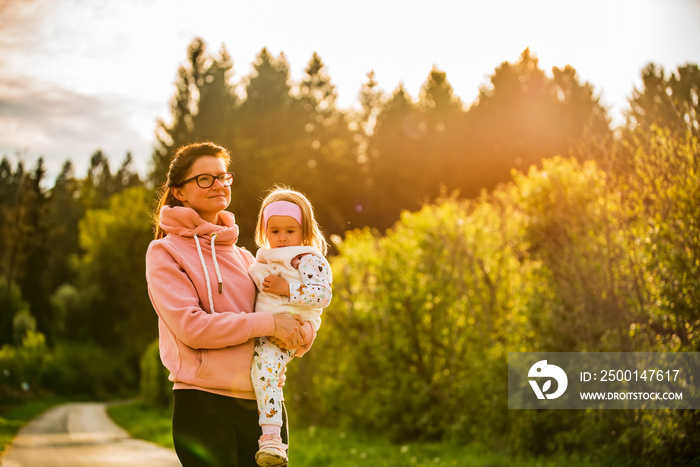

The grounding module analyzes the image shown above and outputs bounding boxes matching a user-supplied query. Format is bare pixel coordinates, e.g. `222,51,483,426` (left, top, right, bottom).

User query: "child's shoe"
255,433,288,467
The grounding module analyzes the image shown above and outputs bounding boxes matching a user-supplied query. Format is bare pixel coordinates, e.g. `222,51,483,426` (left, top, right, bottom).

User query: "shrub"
0,277,30,346
295,194,529,444
40,342,136,398
290,148,700,463
0,330,49,399
139,339,172,408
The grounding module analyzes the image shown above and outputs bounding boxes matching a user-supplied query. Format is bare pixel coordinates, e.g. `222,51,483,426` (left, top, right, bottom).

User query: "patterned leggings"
251,337,296,427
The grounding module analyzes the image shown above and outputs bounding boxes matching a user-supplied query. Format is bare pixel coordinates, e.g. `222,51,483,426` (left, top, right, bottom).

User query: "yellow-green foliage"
139,339,172,408
301,192,536,442
622,128,700,351
287,129,700,462
508,156,638,351
0,330,48,398
73,186,155,357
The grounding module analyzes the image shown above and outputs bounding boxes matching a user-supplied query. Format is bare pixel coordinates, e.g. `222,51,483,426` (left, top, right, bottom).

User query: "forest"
1,37,699,464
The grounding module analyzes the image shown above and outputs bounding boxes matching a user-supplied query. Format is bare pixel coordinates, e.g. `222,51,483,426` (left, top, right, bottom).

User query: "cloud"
0,75,157,181
0,0,172,183
0,0,73,56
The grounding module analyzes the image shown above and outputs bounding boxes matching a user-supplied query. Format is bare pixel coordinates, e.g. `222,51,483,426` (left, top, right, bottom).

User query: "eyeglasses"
178,172,234,189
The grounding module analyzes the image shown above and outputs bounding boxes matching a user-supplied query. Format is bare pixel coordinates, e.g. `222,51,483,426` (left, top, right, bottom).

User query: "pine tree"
626,63,700,138
46,161,83,291
150,38,207,188
229,48,302,246
191,44,238,148
356,70,383,156
463,49,611,195
417,66,466,198
295,53,361,237
364,84,426,230
14,159,52,339
0,158,25,344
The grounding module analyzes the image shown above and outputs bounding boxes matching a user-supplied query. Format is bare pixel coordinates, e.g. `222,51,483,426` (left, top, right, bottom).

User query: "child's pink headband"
263,201,303,229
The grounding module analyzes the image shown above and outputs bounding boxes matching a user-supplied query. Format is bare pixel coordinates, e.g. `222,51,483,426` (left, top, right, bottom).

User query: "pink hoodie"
146,206,313,400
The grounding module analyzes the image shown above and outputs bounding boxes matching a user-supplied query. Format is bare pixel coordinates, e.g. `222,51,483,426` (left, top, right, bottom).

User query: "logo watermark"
528,360,568,400
509,352,700,409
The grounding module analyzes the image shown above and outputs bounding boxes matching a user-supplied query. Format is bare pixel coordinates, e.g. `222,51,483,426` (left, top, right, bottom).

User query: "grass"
107,400,598,467
1,398,600,466
0,397,65,454
286,424,593,467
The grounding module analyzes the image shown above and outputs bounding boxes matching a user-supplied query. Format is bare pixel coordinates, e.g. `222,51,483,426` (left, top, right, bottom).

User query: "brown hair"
254,186,328,255
152,142,231,240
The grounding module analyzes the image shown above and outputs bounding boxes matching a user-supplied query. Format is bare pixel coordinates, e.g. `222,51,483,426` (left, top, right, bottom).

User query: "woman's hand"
271,313,306,349
263,275,290,297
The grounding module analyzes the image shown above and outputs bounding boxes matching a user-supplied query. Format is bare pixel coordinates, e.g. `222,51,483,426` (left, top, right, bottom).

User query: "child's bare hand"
268,336,286,348
263,274,289,296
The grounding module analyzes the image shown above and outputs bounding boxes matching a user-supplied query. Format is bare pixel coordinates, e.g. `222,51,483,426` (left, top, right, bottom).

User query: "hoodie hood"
159,205,241,312
159,205,239,245
255,245,320,264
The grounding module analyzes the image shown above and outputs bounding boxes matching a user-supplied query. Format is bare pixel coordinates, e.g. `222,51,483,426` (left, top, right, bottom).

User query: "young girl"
248,187,332,467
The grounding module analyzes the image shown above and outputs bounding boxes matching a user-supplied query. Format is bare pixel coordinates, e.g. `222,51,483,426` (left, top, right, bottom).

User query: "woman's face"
172,156,231,224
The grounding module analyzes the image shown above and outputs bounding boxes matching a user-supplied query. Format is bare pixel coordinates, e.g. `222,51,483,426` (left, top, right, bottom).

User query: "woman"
146,142,313,467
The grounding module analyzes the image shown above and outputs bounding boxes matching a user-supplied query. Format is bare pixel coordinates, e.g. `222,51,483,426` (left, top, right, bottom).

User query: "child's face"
266,215,303,248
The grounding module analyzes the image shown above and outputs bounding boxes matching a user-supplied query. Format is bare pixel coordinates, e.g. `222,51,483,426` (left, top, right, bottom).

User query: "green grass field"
107,401,597,467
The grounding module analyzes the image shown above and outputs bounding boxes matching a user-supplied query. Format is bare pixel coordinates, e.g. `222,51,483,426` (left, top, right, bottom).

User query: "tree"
13,159,53,339
0,277,28,346
81,150,141,209
355,70,383,155
417,66,467,198
236,47,298,151
626,63,700,138
464,49,610,195
191,44,238,150
363,84,426,231
349,71,383,226
353,52,612,234
292,53,362,238
72,186,156,362
618,128,700,350
45,161,83,298
81,150,113,209
550,65,611,141
150,38,214,188
0,158,23,291
293,191,531,442
419,66,464,118
510,156,637,351
230,48,309,247
0,158,53,344
468,48,555,175
298,52,338,125
114,152,142,191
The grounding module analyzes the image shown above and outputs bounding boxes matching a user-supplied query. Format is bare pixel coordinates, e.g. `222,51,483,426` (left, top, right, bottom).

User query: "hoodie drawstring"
210,234,223,293
194,233,223,313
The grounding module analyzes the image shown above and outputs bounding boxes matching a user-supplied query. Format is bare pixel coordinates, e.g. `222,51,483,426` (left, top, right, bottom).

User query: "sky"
1,0,699,182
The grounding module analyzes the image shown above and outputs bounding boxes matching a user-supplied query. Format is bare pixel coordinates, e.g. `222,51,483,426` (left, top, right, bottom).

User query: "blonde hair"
152,142,231,240
254,186,328,255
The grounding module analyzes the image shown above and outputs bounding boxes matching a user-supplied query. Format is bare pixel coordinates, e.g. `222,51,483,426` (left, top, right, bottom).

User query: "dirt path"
0,402,181,466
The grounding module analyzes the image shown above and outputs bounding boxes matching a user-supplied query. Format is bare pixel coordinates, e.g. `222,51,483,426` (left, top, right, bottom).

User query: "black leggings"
172,389,288,467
